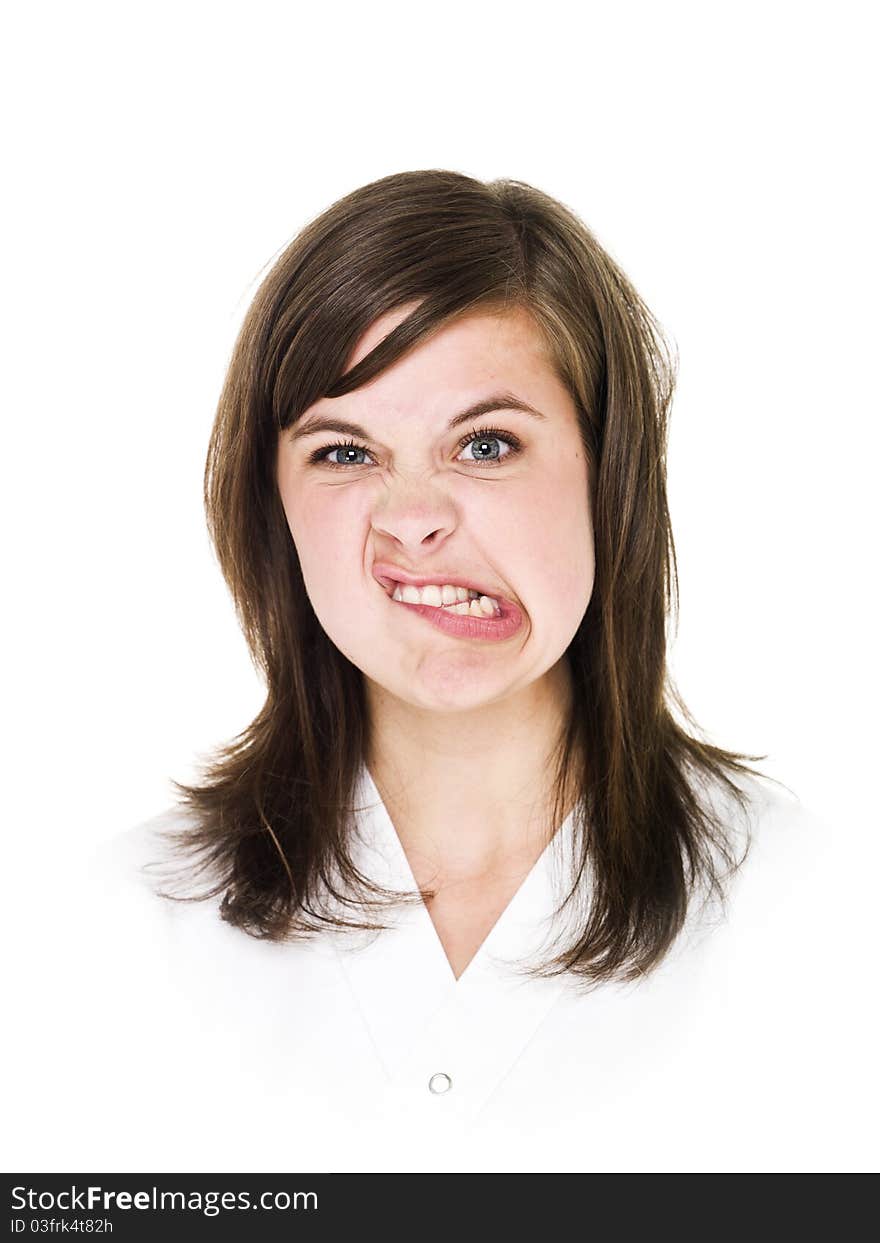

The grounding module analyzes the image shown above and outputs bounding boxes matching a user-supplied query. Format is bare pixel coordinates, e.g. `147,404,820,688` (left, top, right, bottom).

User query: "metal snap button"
428,1072,452,1095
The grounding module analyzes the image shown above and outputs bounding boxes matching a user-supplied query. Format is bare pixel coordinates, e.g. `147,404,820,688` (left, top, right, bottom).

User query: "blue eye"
456,426,520,464
309,438,371,468
308,426,523,470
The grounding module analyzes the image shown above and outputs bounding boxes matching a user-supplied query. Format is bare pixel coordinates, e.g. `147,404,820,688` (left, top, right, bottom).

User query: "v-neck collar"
329,763,581,1125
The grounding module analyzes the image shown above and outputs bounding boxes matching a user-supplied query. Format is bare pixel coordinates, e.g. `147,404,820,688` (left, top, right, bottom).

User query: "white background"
2,0,877,1170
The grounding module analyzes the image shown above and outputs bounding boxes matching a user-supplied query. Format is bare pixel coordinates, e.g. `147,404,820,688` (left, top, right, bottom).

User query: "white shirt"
8,765,874,1173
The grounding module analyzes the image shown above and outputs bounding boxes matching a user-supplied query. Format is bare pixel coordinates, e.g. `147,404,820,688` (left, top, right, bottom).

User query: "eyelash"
307,425,523,471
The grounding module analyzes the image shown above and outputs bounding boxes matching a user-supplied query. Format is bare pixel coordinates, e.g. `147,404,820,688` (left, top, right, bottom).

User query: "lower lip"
388,594,524,642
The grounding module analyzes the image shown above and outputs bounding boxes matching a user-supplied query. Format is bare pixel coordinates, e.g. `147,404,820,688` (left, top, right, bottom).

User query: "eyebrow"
286,391,547,445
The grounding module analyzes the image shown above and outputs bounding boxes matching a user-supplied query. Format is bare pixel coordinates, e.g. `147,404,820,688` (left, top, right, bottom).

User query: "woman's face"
276,303,594,713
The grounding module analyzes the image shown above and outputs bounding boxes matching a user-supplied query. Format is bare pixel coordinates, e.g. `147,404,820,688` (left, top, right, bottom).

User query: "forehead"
345,301,556,386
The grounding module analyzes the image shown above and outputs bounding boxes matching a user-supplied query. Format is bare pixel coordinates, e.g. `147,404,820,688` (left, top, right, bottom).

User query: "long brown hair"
157,169,778,990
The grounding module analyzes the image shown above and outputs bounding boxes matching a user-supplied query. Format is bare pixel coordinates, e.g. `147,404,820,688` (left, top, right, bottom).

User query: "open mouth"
372,566,524,640
378,577,503,617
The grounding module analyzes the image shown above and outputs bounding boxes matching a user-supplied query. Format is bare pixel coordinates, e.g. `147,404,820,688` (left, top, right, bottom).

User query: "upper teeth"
391,583,500,617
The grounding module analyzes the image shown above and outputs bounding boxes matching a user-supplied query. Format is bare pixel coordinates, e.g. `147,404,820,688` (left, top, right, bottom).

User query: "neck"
364,657,578,883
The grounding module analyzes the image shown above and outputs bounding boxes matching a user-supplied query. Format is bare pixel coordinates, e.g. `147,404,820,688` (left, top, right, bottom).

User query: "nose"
370,478,458,550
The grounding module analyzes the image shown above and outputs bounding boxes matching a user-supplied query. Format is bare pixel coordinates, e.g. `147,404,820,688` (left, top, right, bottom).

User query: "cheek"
279,485,388,653
492,462,594,608
282,484,359,575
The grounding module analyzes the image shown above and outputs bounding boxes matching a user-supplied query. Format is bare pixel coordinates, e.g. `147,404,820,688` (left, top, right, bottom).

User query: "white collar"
328,763,583,1124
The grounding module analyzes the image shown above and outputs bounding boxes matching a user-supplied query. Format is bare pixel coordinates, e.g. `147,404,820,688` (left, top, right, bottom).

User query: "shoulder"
94,801,198,869
80,806,340,975
689,763,831,889
69,804,215,960
723,770,833,903
680,768,837,985
92,804,195,885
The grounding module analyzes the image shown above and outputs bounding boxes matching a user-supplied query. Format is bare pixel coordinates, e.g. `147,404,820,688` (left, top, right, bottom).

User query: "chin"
407,672,515,713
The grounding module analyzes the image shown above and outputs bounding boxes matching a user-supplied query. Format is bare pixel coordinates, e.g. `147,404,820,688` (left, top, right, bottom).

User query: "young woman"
65,170,837,1173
